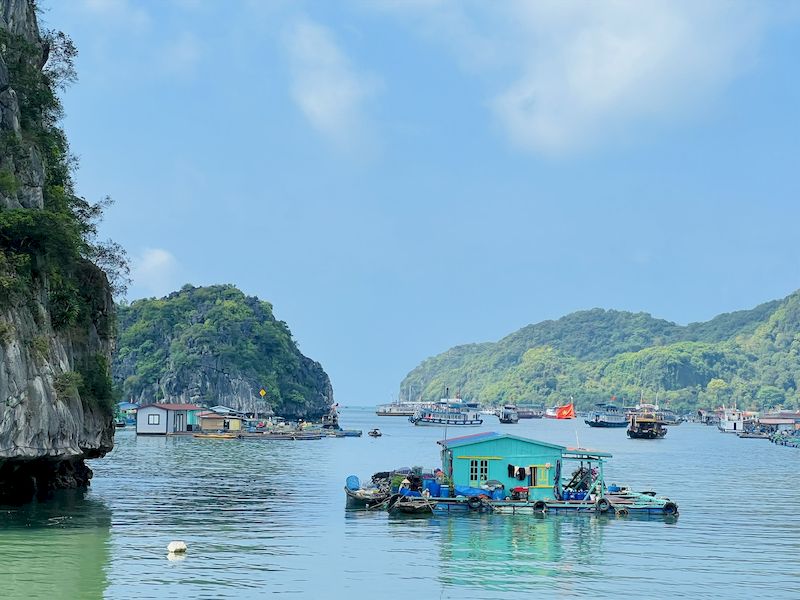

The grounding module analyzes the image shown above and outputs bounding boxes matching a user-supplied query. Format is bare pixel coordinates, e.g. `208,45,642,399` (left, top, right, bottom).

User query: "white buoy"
167,540,187,554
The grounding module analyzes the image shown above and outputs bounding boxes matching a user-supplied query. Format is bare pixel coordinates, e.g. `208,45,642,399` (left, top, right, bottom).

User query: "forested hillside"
401,292,800,412
114,285,333,419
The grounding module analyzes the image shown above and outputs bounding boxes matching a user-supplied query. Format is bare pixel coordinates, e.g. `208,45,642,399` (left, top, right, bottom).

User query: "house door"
175,412,185,432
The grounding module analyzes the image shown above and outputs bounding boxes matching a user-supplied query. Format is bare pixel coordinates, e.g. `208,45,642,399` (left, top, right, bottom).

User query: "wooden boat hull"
585,420,628,428
344,486,390,508
627,428,667,439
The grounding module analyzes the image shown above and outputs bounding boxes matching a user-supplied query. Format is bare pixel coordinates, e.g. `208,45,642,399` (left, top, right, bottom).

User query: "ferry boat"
375,401,426,417
409,398,483,426
585,403,628,428
497,404,519,424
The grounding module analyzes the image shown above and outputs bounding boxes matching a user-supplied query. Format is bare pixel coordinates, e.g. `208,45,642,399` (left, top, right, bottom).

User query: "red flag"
555,402,575,419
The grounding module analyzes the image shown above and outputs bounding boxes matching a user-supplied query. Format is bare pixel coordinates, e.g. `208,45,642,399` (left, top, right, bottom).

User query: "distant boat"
545,402,575,420
368,428,382,437
409,398,483,427
627,407,667,439
497,405,519,424
376,400,426,417
585,403,627,428
517,405,545,419
718,406,755,433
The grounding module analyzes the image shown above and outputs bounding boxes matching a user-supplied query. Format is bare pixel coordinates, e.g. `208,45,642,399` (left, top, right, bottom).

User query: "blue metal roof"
437,431,567,451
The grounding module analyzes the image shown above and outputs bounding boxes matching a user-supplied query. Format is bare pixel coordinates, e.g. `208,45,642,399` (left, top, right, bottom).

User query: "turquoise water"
2,407,799,599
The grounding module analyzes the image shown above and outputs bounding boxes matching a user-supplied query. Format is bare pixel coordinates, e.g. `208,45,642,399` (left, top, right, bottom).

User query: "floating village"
342,395,800,519
116,392,800,522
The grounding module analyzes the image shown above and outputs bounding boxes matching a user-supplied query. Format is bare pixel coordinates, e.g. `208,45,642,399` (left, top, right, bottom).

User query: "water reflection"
0,490,111,600
437,514,612,594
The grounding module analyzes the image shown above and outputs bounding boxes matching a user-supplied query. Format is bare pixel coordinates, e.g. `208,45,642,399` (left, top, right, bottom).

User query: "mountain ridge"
400,291,800,411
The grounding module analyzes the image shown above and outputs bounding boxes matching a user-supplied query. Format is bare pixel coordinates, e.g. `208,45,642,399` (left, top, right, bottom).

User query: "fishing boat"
368,428,382,437
409,398,483,426
627,407,667,439
661,410,683,426
585,403,628,428
344,475,391,508
497,404,519,424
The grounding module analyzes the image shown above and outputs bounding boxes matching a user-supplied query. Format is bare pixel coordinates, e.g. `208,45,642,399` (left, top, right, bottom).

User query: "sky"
39,0,800,405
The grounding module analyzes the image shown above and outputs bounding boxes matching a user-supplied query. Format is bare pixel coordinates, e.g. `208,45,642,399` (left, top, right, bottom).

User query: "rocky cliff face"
0,0,115,503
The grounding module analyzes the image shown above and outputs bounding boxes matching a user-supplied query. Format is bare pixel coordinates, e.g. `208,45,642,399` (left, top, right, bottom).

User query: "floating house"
197,411,244,432
117,401,139,426
136,404,202,435
438,432,568,501
347,430,678,515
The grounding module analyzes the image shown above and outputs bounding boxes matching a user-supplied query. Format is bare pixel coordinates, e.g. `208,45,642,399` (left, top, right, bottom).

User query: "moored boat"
409,398,483,426
516,405,545,419
627,408,667,439
497,404,519,424
585,403,628,428
344,475,391,508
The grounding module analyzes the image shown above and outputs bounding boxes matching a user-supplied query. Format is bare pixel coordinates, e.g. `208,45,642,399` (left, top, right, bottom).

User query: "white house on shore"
136,404,202,435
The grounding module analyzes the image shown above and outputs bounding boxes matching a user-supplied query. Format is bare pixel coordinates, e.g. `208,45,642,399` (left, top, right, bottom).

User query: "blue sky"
41,0,800,404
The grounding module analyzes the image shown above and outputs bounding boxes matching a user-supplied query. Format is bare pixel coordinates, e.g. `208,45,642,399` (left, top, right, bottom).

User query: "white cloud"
162,32,203,76
372,0,769,156
131,248,180,298
284,18,377,146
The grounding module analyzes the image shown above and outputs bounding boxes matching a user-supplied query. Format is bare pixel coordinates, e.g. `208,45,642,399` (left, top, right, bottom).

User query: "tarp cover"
399,488,422,497
454,485,488,498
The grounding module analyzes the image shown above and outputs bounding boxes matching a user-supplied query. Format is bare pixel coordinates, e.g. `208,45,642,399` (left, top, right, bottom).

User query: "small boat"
585,403,627,428
497,404,519,424
387,495,436,515
344,475,391,508
737,431,770,439
368,428,382,437
114,419,126,428
627,409,667,439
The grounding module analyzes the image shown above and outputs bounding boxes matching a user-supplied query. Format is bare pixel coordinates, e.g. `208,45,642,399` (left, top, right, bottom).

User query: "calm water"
2,408,800,599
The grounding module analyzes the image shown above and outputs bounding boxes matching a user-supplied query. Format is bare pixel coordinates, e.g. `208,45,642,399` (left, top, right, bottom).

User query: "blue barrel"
345,475,360,491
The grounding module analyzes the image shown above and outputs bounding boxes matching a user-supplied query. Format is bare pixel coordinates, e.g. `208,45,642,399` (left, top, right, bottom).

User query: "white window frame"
148,413,160,425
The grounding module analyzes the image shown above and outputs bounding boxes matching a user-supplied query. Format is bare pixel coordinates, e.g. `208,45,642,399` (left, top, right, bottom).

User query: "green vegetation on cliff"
114,285,333,419
0,9,125,416
401,292,800,413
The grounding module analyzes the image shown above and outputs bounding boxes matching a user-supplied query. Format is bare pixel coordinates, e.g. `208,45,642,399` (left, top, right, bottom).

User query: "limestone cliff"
115,285,334,420
0,0,115,503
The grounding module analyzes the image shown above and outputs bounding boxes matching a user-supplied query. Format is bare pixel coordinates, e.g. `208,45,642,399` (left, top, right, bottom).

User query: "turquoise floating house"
438,432,568,501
